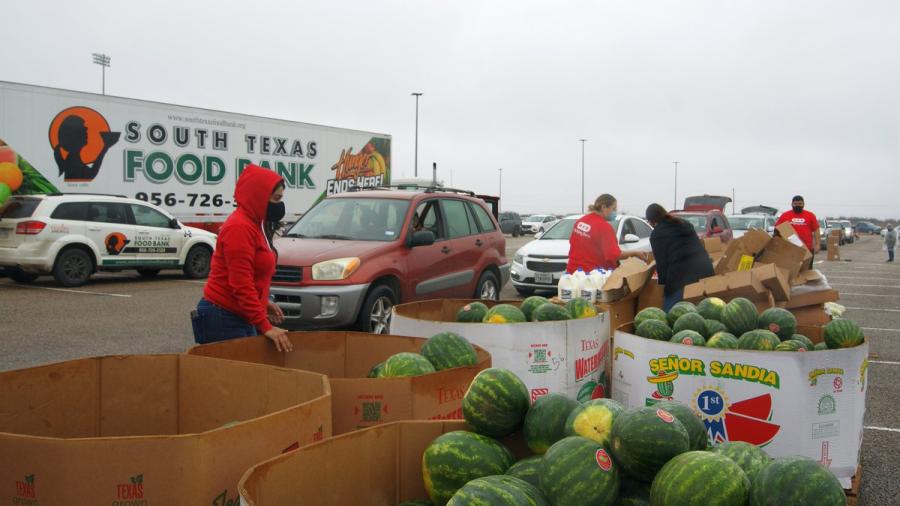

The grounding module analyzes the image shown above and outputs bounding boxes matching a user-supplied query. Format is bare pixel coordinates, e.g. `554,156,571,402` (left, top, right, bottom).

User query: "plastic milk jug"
580,270,599,303
588,269,608,301
558,272,577,302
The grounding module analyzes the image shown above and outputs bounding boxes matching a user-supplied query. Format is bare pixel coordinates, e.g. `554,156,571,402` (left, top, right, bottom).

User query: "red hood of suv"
273,237,398,266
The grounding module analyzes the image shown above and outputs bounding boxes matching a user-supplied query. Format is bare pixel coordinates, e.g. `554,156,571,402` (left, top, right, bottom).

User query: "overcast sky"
3,0,898,219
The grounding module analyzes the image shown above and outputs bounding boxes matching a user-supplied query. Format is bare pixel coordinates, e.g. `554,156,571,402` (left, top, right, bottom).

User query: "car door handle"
441,246,451,254
475,239,484,247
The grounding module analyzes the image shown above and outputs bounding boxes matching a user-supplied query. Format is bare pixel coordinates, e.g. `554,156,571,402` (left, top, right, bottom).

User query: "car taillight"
16,220,46,235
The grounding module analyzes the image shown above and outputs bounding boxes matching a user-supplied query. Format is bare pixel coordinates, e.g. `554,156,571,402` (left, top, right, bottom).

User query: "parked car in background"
499,211,523,237
510,214,653,296
521,214,559,235
855,222,881,235
727,214,775,239
820,218,842,249
838,220,854,244
672,210,733,243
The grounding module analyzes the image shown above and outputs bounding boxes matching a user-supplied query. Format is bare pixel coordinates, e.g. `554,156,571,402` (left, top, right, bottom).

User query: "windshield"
729,216,765,230
680,215,707,232
541,218,576,240
524,215,549,223
286,198,410,241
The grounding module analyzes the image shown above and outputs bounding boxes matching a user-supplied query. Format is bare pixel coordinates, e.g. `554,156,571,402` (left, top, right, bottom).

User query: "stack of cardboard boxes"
827,229,842,261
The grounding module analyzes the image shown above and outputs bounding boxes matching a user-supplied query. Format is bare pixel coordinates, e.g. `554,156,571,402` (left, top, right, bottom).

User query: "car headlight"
514,253,524,264
312,257,361,280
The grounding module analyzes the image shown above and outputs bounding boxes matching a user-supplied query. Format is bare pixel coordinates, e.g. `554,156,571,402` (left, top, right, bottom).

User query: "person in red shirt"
567,194,648,273
191,164,293,352
775,195,820,268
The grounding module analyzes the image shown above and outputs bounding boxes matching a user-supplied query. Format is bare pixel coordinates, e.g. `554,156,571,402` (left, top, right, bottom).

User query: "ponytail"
588,194,617,213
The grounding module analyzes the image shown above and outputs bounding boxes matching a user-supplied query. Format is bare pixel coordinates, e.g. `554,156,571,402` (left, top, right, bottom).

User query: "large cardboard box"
188,331,490,434
612,325,867,487
782,289,840,309
637,279,665,312
716,229,772,274
758,236,811,280
0,355,331,505
392,299,611,402
789,305,832,327
600,258,656,302
703,237,726,263
596,298,636,335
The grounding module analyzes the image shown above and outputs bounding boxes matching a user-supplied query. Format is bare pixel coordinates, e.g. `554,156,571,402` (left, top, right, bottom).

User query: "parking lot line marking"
865,426,900,434
861,327,900,333
178,280,207,285
1,283,131,298
841,293,900,298
871,360,900,366
844,307,900,312
830,283,900,288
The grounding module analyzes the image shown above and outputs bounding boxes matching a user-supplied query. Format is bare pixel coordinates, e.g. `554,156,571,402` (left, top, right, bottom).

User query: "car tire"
515,286,535,297
137,268,161,277
474,270,501,301
52,248,93,287
183,246,212,279
7,269,39,283
357,284,397,334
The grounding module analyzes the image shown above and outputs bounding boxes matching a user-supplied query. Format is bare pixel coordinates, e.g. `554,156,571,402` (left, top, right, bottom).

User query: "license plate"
0,229,9,239
535,272,553,284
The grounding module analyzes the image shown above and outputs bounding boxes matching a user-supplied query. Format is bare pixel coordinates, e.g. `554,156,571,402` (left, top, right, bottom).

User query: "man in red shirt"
775,195,820,267
567,194,647,273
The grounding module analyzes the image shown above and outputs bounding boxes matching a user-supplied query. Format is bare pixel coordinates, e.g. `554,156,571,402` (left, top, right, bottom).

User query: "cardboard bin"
189,331,490,434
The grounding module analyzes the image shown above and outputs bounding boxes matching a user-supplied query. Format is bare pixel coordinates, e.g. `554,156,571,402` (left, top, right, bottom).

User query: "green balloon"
0,182,11,205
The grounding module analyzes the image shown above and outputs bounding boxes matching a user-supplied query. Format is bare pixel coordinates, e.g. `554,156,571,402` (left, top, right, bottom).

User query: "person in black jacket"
645,203,715,311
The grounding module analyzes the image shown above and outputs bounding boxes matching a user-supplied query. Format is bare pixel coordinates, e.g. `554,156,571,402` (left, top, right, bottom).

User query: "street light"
579,139,587,213
92,53,111,95
411,92,423,177
498,168,503,213
673,161,679,210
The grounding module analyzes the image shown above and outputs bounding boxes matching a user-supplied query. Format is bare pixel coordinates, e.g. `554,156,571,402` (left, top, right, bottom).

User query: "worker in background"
885,224,897,263
775,195,820,269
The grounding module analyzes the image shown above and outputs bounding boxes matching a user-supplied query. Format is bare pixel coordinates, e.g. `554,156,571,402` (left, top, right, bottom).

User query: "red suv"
672,195,734,243
270,188,509,333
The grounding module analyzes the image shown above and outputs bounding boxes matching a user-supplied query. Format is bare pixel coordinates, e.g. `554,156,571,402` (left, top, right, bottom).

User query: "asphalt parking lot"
0,233,896,504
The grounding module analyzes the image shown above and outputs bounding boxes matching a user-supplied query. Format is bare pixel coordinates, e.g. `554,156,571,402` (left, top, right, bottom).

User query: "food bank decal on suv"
271,188,509,333
0,194,216,286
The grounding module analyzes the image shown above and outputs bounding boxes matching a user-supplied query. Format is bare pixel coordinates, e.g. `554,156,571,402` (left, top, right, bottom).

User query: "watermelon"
483,304,527,324
722,297,759,336
422,431,515,505
749,456,846,506
697,297,726,321
540,437,620,506
791,334,815,351
814,342,828,351
651,401,708,451
737,330,781,351
520,296,549,321
506,456,543,488
399,501,433,506
421,332,478,371
757,308,797,341
457,302,489,323
384,352,436,377
523,393,579,454
672,312,707,336
447,475,549,506
610,407,690,482
670,330,706,347
666,301,697,326
706,331,739,349
463,368,530,437
619,478,651,506
710,441,770,481
635,307,668,328
367,361,386,378
824,318,865,349
704,319,728,338
635,319,674,341
564,398,625,446
566,298,598,319
774,340,806,352
650,451,750,506
531,303,570,322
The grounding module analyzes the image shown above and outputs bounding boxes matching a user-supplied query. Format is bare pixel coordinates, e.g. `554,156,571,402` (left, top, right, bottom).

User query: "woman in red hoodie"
191,164,293,352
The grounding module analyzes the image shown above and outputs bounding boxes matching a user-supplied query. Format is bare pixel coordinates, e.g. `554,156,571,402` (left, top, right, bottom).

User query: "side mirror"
410,230,435,247
623,233,640,244
712,227,723,234
170,218,181,229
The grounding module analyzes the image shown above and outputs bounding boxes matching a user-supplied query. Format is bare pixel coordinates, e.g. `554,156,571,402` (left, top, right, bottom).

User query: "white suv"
521,214,559,235
0,194,216,286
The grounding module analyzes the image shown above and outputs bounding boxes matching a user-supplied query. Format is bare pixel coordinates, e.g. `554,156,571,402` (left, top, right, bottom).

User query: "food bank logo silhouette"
48,106,120,182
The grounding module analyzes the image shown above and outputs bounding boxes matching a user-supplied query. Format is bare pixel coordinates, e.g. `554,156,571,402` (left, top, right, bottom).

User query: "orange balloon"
0,162,23,192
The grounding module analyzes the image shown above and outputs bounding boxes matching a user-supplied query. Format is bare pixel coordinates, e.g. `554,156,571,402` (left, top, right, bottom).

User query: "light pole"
579,139,587,212
411,92,423,177
92,53,111,95
673,161,679,210
498,168,503,212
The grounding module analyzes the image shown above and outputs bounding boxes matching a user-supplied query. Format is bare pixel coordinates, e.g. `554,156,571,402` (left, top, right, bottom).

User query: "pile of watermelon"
633,297,865,352
409,367,846,505
456,296,598,324
367,332,479,379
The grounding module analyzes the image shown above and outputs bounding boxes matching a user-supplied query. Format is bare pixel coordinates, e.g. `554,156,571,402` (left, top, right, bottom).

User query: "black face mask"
267,201,286,223
792,205,804,213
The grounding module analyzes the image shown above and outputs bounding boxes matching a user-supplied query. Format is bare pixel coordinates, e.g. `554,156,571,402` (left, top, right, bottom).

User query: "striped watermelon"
774,340,806,352
749,456,845,506
367,361,386,378
706,332,739,349
564,398,625,447
520,296,549,321
824,318,865,349
422,430,515,505
610,407,690,482
722,297,759,336
710,441,770,481
540,437,620,506
650,451,750,506
636,319,674,341
457,302,489,323
566,298,598,319
384,352,437,377
506,456,543,488
737,330,781,351
666,301,697,326
670,330,706,347
790,334,815,351
651,401,708,451
757,308,797,341
523,393,580,454
672,312,707,336
463,368,530,437
421,332,478,371
704,319,728,338
447,475,549,506
635,307,668,328
814,342,828,351
697,297,726,321
483,304,527,323
532,303,571,322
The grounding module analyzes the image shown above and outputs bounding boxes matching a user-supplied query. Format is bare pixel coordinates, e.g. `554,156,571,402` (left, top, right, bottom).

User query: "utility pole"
579,139,587,213
673,161,679,209
498,168,503,213
411,92,423,177
732,188,736,214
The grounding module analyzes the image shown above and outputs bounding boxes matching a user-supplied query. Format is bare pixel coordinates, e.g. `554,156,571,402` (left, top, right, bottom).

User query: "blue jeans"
663,288,685,312
191,298,257,344
889,248,895,262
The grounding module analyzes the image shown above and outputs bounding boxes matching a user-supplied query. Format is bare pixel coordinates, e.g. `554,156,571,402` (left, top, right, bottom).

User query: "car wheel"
183,246,212,279
515,286,535,297
7,269,39,283
357,284,397,334
474,270,500,301
137,268,161,277
52,248,93,287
